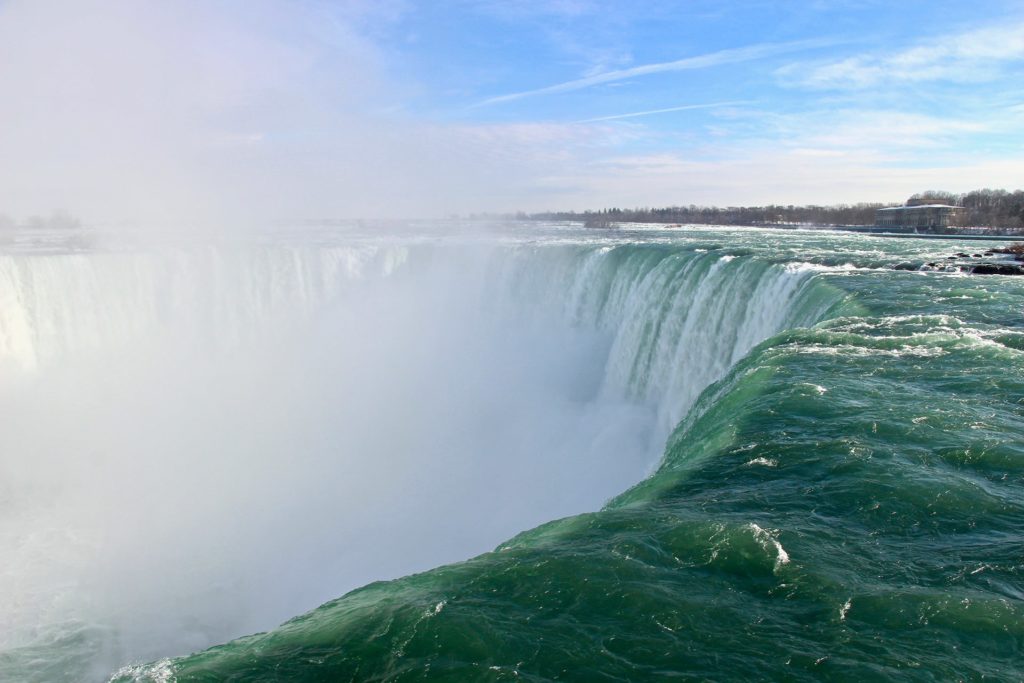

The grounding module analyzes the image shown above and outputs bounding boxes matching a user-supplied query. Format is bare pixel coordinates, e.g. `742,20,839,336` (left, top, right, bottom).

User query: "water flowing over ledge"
10,227,1021,682
0,238,842,682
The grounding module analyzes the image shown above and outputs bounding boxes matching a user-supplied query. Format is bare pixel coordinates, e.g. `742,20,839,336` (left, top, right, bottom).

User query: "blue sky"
1,0,1023,219
370,0,1024,208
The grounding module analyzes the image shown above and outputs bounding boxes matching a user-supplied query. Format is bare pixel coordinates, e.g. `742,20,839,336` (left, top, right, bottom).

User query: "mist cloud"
0,0,595,224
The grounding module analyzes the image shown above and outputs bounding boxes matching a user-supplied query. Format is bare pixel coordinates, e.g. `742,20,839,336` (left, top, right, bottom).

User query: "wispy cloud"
578,100,754,123
780,21,1024,89
475,39,836,106
536,149,1024,210
770,110,991,151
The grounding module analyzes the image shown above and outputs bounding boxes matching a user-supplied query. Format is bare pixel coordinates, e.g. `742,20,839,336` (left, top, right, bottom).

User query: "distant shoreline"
829,228,1019,242
574,221,1024,241
769,224,1021,241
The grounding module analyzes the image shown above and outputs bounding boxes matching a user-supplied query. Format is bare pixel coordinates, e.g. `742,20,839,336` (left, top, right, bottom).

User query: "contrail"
578,100,754,123
474,38,835,107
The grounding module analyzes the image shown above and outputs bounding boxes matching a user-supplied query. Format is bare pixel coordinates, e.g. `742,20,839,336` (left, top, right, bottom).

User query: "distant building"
875,202,965,231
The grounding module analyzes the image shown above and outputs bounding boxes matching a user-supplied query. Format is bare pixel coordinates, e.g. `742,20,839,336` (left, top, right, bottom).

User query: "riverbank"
833,226,1023,241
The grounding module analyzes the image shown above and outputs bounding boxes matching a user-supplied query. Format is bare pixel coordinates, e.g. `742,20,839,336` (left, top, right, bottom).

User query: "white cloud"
0,0,609,223
780,21,1024,89
0,0,387,223
778,110,990,150
527,149,1024,211
487,103,1022,211
1,1,1018,223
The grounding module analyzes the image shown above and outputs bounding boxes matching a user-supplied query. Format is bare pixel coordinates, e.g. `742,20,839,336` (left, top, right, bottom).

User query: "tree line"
525,188,1024,230
951,189,1024,229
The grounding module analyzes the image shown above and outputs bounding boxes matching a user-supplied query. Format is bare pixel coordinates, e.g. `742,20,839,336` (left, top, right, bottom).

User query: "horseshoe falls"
0,225,1022,682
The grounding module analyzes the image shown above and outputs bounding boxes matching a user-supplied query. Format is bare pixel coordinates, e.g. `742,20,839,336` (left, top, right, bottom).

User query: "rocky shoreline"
899,244,1024,275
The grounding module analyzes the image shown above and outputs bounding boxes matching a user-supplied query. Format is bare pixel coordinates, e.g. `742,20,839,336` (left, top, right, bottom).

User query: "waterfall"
0,238,836,682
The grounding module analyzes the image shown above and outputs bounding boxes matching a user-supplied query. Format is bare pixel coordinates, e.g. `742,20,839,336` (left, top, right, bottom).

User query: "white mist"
0,238,658,681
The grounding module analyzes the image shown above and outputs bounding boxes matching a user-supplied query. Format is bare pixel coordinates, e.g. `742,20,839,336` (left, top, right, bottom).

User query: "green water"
103,226,1023,682
6,225,1021,682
